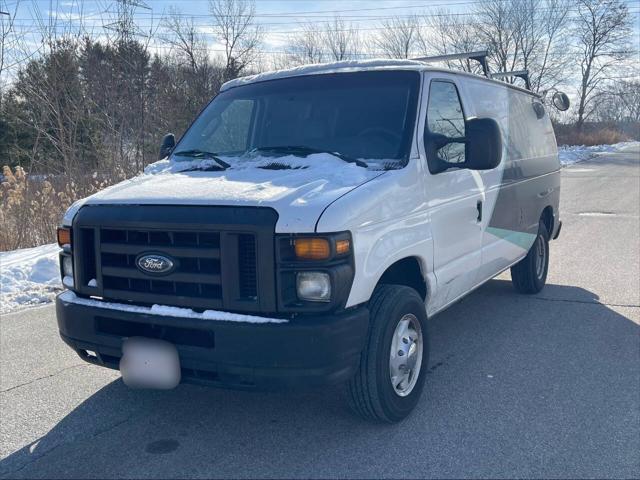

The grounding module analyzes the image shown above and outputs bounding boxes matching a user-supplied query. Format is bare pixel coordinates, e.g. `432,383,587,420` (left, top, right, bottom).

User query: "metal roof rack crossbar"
412,50,490,77
491,70,531,90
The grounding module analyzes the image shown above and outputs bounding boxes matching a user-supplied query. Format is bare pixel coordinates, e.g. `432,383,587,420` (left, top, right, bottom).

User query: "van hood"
64,154,384,232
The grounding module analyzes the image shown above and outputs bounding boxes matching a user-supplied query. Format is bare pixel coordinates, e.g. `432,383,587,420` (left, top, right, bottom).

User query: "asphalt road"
1,146,639,479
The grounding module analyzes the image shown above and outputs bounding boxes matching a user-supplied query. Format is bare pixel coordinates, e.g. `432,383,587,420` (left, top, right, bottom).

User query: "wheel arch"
541,205,554,236
375,256,428,301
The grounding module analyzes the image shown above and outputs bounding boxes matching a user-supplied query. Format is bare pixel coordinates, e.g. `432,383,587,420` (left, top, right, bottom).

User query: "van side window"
426,81,466,165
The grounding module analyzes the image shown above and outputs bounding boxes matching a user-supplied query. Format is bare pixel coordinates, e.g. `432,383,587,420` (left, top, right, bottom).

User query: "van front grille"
238,233,257,299
98,228,226,309
71,205,277,313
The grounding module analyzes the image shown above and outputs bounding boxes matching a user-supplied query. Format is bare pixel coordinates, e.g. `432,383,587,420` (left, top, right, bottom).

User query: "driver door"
422,78,485,311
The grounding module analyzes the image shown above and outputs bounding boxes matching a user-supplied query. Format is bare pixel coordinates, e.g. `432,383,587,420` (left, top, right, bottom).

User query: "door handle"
477,200,483,223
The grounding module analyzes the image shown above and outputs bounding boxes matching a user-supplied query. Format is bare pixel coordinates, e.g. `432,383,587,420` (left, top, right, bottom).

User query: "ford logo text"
135,253,176,275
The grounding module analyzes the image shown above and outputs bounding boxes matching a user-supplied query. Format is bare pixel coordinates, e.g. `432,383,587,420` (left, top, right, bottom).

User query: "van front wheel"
511,220,550,294
347,285,429,423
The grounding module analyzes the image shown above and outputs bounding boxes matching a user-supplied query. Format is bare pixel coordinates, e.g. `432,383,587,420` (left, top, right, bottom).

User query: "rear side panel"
458,77,560,282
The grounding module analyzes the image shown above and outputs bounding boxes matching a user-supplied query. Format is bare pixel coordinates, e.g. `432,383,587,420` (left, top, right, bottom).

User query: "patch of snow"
143,152,379,178
63,276,74,288
88,278,97,287
59,291,288,324
67,153,384,233
1,243,62,314
221,58,425,92
558,141,639,166
64,153,383,230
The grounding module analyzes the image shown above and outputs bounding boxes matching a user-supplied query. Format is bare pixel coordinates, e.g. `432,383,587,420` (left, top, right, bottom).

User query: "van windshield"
173,70,420,169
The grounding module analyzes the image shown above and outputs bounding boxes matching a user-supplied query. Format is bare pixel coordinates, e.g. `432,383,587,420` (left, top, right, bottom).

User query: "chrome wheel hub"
535,235,547,279
389,313,423,397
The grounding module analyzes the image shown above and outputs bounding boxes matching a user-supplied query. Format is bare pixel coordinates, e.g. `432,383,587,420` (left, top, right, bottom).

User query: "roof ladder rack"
412,50,490,77
491,70,531,90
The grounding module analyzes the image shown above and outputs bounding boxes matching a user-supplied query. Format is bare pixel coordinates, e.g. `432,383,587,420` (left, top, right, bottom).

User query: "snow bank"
558,141,638,166
1,243,62,314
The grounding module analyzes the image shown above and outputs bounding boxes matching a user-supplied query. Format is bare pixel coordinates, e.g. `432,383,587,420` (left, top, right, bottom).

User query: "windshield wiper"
250,146,368,168
172,149,230,170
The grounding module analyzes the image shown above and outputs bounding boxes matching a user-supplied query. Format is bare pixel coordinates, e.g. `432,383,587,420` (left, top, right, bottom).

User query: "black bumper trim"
553,220,562,240
56,294,369,389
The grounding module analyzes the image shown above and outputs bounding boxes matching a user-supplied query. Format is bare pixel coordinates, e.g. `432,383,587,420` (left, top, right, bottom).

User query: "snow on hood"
63,153,384,232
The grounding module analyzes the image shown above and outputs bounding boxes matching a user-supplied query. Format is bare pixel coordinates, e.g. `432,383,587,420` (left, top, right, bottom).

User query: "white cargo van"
56,57,568,422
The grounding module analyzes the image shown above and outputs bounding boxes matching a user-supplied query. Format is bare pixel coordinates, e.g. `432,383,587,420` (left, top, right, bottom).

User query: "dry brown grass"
562,129,630,146
0,166,125,251
554,123,638,147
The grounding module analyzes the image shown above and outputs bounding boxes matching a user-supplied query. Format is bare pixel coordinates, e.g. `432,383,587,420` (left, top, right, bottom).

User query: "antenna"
491,70,531,90
412,50,490,77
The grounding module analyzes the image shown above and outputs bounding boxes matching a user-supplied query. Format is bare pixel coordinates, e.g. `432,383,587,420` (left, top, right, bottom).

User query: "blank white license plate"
119,337,181,389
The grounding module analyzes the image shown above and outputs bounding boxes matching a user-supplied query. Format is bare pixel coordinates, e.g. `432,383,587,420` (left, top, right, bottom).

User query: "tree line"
0,0,637,179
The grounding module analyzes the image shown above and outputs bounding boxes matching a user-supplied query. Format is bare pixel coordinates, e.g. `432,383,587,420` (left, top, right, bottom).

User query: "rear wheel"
511,220,550,294
347,285,429,423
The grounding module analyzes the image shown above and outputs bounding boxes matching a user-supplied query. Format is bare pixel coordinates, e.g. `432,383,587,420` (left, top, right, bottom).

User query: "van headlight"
296,272,331,302
277,232,353,312
62,255,73,277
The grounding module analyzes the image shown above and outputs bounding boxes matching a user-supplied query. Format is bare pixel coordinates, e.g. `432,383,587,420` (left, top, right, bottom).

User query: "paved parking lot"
1,146,638,479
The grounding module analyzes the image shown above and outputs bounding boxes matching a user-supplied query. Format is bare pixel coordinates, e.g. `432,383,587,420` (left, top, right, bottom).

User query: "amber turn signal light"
336,239,350,255
57,227,71,247
294,238,330,260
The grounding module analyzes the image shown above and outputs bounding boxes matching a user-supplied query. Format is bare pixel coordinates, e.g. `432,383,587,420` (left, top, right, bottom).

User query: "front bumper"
56,293,369,390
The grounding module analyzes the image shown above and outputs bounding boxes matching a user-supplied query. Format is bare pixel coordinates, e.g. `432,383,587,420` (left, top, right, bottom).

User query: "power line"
13,3,639,27
13,8,639,35
16,0,640,20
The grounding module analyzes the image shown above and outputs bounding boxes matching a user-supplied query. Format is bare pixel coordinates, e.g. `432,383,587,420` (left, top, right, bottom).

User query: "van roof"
220,59,538,97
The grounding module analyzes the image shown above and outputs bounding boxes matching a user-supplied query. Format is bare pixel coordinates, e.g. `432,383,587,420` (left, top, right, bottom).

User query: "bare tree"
287,23,325,65
0,0,20,100
455,0,573,91
424,0,571,91
323,16,361,61
475,0,521,74
10,2,93,177
373,16,419,59
518,0,572,92
209,0,263,80
162,6,209,73
417,10,482,72
573,0,633,129
592,79,640,123
161,7,224,122
14,39,85,176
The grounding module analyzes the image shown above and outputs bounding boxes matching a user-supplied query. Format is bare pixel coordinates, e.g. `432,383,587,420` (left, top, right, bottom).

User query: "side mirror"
551,92,570,111
425,117,502,174
464,117,502,170
158,133,176,160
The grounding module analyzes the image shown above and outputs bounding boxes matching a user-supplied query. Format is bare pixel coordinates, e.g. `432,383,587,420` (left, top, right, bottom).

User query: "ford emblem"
135,253,176,276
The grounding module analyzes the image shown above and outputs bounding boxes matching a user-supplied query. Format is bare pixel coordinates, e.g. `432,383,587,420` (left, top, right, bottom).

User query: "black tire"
511,220,550,294
347,285,429,423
